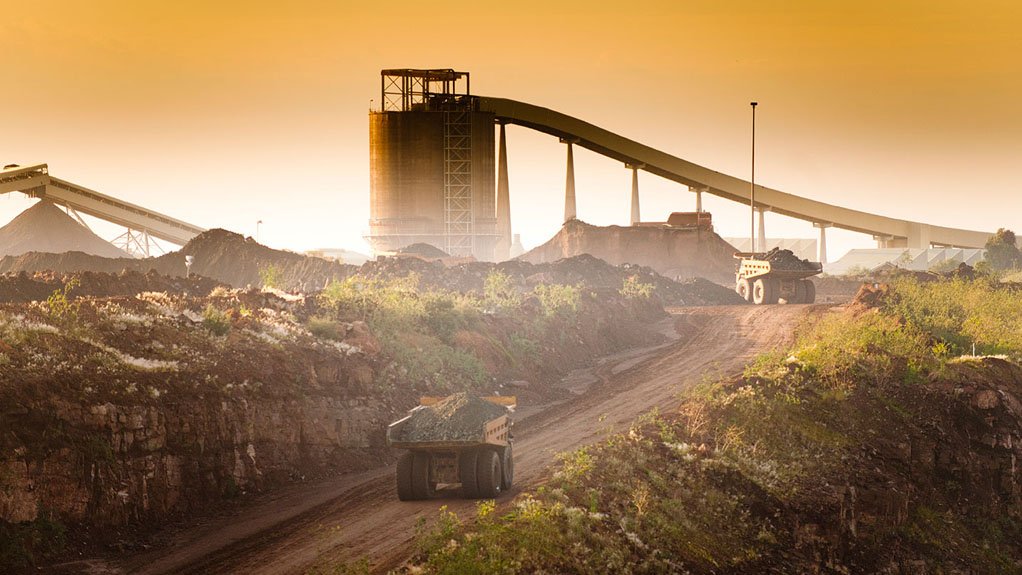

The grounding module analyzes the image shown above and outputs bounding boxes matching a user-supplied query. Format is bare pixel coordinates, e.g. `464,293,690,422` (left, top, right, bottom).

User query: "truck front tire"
736,278,752,302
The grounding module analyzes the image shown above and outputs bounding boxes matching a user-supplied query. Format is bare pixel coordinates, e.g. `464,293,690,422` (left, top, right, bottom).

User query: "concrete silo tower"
367,69,498,260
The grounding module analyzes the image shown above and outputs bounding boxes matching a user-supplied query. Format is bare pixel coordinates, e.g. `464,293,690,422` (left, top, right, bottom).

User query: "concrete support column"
562,140,577,222
495,122,512,261
907,222,932,249
757,207,770,252
689,185,706,212
627,163,643,226
815,223,833,264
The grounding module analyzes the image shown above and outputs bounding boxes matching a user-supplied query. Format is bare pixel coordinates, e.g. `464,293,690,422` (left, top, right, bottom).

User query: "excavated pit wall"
0,393,388,527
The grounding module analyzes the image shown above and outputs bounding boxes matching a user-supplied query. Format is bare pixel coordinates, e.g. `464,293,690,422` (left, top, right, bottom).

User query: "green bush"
619,275,654,299
202,304,231,336
484,270,522,311
45,277,80,327
258,264,283,289
533,284,580,317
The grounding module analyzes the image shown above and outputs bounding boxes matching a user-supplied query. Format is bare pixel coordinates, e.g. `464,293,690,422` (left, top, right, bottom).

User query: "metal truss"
443,109,473,257
111,228,165,258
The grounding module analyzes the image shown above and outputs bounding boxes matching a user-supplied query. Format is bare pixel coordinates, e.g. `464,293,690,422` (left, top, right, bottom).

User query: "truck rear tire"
396,452,415,501
477,449,502,499
459,449,480,498
411,452,434,500
500,444,514,491
803,280,816,304
753,278,775,305
792,280,807,304
736,278,752,302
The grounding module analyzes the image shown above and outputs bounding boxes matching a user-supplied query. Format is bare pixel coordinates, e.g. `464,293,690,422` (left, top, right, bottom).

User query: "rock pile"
0,200,127,258
391,393,509,443
755,247,821,272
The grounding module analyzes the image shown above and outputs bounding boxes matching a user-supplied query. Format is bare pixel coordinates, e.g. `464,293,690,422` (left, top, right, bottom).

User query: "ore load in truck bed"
753,248,821,272
392,393,510,443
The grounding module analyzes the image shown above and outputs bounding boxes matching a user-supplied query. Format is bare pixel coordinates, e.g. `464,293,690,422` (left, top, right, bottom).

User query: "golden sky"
2,0,1020,257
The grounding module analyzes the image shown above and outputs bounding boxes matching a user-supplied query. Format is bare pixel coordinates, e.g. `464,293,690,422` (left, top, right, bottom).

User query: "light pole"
750,101,758,252
256,220,263,243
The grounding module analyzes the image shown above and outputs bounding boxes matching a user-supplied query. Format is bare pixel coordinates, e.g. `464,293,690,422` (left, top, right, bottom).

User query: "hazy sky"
2,0,1020,261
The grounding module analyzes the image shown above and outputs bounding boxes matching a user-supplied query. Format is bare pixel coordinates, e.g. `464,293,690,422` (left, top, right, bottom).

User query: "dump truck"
386,393,515,501
735,248,823,304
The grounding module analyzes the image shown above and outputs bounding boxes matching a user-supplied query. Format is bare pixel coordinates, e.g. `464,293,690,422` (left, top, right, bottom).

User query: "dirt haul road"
119,304,815,575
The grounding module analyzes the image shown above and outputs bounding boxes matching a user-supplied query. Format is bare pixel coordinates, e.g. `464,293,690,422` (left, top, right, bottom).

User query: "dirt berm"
0,229,744,306
519,219,738,284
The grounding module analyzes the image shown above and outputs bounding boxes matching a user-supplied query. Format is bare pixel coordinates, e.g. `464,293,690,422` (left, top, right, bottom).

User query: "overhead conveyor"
477,97,991,249
0,163,205,249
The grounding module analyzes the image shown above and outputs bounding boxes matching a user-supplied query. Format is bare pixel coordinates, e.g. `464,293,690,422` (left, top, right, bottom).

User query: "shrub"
202,304,231,336
484,270,522,311
533,284,580,317
619,275,653,299
258,264,283,289
45,277,80,327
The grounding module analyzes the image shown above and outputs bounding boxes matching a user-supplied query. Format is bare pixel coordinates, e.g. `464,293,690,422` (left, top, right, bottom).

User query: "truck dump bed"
386,393,514,450
734,248,823,280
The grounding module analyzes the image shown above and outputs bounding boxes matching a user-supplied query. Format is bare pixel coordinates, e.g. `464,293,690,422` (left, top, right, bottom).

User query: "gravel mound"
396,243,450,259
393,393,509,443
0,200,127,258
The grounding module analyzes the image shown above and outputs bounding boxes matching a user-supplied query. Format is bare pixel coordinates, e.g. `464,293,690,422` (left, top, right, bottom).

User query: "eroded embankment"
0,256,704,571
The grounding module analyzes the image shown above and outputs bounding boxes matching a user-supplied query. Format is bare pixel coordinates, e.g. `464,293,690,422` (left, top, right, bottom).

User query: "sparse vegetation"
202,303,231,336
258,264,283,289
983,228,1021,272
619,275,653,299
411,276,1022,573
44,277,80,327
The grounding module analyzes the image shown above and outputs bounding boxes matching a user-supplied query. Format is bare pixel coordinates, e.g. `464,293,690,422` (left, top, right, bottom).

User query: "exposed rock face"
0,395,387,527
0,292,391,530
519,219,738,284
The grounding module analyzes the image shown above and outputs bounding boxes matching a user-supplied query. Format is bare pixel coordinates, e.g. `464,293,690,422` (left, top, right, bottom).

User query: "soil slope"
519,219,738,284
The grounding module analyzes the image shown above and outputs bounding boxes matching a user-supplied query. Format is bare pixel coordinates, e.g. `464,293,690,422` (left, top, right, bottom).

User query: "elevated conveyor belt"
478,97,990,249
0,163,204,245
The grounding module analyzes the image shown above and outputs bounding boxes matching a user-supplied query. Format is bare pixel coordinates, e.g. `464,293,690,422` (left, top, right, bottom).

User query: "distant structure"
826,248,985,276
726,238,818,263
367,70,500,261
304,248,370,265
0,163,204,257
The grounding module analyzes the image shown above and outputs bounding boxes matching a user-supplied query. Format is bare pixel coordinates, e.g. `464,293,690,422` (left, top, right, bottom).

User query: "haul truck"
735,248,823,305
387,394,515,500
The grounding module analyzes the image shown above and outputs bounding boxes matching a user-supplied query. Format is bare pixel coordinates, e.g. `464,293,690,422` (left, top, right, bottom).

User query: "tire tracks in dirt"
115,304,819,575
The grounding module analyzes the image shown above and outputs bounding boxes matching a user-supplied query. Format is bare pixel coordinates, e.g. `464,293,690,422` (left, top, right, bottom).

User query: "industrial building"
367,69,500,261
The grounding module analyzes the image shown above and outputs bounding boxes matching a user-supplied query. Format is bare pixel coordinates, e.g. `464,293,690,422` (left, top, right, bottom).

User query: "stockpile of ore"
392,393,510,443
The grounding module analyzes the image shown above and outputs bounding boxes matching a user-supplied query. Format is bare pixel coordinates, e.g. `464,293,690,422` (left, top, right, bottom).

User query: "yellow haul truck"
387,393,515,500
735,248,823,305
